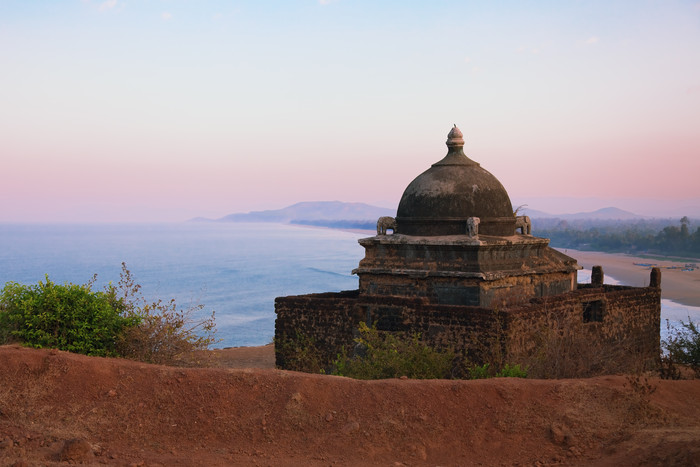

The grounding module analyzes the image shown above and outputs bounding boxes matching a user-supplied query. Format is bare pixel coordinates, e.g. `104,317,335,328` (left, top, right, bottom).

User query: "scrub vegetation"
332,322,459,379
278,322,528,380
282,312,700,381
0,263,217,365
661,319,700,379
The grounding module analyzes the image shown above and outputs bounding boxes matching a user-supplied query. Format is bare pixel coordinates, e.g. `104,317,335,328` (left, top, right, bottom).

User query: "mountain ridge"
193,201,656,224
194,201,394,223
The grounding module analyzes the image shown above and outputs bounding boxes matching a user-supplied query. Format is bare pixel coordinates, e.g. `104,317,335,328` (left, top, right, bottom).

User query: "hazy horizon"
2,1,699,223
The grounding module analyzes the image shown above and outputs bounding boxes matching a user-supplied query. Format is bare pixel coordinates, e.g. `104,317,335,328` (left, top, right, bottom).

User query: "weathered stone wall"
274,284,661,374
274,291,504,369
274,290,362,368
359,270,575,308
359,294,505,358
505,285,661,374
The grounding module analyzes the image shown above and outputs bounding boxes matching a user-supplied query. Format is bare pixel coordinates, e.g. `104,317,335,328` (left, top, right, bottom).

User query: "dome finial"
446,124,464,147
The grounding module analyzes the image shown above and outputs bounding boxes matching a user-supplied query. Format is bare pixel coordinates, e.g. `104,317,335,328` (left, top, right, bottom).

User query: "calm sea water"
0,222,364,348
1,222,698,348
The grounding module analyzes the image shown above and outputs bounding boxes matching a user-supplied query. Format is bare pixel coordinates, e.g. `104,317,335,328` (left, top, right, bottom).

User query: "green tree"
681,216,691,238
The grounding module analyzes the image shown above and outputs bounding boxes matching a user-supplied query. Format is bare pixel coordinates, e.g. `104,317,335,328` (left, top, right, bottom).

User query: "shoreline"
560,248,700,308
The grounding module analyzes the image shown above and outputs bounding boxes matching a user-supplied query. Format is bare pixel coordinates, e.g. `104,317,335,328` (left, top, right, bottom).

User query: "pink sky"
1,1,699,222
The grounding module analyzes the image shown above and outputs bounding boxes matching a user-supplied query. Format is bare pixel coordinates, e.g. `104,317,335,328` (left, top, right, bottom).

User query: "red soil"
1,344,699,466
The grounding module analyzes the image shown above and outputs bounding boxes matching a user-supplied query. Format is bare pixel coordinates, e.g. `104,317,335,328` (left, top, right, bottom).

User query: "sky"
1,0,699,222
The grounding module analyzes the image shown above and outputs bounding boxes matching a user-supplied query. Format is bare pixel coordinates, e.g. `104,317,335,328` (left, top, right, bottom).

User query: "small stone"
107,389,117,397
399,375,408,380
567,446,581,457
342,421,360,434
59,438,94,462
325,413,334,422
550,422,572,446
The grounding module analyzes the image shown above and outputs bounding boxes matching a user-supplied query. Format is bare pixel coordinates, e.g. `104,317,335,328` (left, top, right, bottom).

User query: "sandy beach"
559,249,700,307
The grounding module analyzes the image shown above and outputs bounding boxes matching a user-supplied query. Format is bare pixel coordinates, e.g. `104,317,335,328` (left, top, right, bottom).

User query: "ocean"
1,222,698,348
0,222,364,348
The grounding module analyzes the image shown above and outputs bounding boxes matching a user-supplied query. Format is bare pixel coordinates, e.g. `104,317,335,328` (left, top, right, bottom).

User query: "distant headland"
190,201,657,227
190,201,394,230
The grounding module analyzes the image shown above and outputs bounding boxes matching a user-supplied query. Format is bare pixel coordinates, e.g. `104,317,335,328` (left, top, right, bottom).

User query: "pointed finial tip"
446,124,464,147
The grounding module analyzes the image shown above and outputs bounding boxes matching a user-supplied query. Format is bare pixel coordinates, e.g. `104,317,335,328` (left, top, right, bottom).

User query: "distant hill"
512,196,700,219
518,208,555,218
561,207,643,220
196,203,645,225
522,207,643,221
209,201,394,224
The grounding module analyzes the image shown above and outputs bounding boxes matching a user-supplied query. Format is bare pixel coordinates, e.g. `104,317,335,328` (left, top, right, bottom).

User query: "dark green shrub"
468,363,528,379
332,322,457,379
0,276,137,356
497,363,528,378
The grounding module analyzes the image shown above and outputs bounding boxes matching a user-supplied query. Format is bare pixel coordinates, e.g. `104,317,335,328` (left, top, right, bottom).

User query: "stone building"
275,126,661,376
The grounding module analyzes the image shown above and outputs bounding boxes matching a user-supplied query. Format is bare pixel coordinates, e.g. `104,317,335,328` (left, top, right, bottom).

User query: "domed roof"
396,125,515,236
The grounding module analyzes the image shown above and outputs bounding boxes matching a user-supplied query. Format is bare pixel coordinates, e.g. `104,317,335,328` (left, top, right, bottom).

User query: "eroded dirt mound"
1,345,699,466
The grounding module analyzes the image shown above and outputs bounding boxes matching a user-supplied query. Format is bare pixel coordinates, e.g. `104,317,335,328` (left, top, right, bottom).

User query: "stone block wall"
504,284,661,374
359,294,506,359
274,290,362,368
359,270,576,308
274,284,661,375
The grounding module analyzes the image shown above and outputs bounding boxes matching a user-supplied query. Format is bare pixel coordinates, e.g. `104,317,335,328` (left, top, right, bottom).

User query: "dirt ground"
1,345,700,466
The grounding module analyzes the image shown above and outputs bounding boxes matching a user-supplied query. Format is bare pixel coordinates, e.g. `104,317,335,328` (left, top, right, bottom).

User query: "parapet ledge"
351,267,487,279
358,233,550,247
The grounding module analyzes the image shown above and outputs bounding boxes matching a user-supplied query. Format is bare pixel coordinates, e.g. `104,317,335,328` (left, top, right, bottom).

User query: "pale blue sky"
1,1,699,221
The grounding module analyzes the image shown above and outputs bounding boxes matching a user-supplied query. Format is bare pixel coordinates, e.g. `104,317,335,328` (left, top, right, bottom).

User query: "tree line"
534,217,700,258
292,216,700,258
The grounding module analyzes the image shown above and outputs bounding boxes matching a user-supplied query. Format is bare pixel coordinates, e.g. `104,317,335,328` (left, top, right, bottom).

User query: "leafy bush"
467,363,528,379
274,331,326,373
0,276,137,356
0,263,217,365
324,322,529,380
332,322,457,379
662,319,700,377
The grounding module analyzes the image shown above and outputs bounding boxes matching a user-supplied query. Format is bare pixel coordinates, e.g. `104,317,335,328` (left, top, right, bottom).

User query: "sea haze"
0,223,365,348
1,223,698,348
